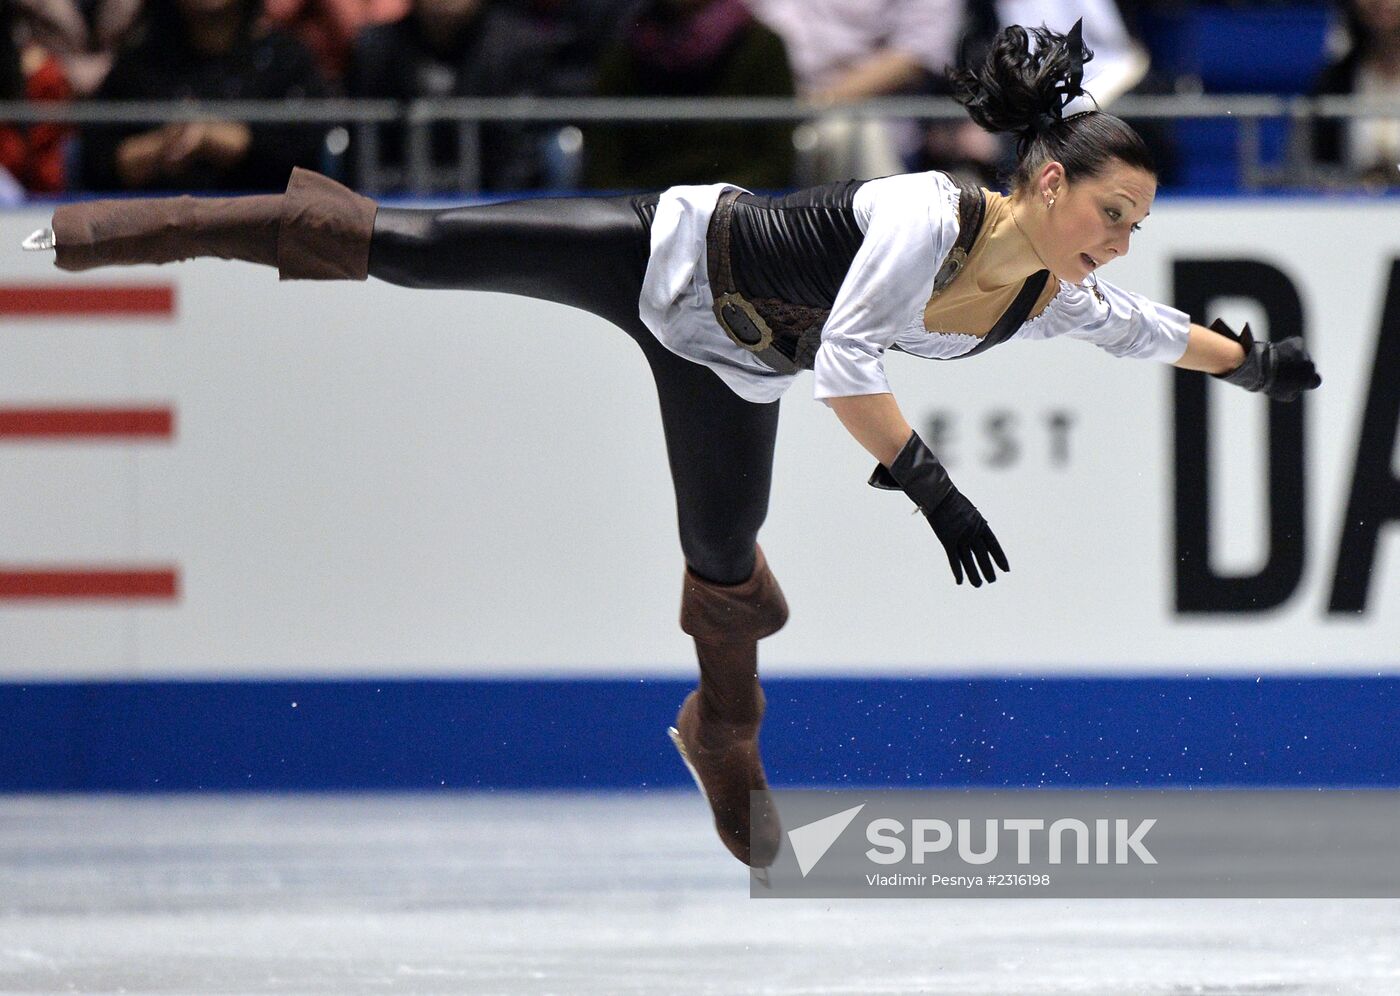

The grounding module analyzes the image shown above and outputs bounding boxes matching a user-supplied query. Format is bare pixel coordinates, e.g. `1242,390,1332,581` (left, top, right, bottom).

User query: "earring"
1047,196,1056,209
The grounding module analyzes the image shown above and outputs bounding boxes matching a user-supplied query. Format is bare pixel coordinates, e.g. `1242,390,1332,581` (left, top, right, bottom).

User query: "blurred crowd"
0,0,1397,200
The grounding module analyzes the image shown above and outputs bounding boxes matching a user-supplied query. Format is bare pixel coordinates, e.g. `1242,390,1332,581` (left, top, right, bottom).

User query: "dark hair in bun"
949,20,1155,192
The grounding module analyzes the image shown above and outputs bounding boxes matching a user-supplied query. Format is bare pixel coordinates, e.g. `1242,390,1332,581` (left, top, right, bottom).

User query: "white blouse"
637,171,1191,405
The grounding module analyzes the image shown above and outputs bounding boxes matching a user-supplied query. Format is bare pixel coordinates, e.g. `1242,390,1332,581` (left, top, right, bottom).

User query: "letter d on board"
1172,260,1307,613
1329,260,1400,613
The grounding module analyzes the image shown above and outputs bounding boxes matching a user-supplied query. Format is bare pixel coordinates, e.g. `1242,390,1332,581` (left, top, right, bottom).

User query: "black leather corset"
727,180,866,308
705,180,865,372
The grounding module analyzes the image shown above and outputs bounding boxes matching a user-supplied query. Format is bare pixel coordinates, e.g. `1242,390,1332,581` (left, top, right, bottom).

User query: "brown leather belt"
706,189,800,375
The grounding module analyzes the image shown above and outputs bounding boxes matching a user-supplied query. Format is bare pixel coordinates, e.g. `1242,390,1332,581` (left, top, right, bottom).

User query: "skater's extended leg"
39,168,656,334
634,337,788,868
368,196,653,332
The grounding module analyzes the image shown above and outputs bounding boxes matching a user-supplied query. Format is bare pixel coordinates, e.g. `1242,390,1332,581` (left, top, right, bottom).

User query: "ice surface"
0,793,1397,994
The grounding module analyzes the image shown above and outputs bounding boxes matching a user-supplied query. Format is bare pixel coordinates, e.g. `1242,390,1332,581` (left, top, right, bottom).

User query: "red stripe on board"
0,407,174,439
0,568,179,600
0,285,174,317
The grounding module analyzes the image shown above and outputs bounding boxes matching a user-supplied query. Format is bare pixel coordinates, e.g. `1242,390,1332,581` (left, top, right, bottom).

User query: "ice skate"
672,715,773,886
21,228,55,251
669,686,782,870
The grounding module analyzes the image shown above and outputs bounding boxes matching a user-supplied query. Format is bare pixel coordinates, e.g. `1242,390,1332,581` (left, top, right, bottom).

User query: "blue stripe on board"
1,677,1396,791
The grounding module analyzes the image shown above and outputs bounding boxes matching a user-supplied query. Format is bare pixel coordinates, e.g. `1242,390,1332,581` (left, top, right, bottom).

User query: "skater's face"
1025,159,1156,285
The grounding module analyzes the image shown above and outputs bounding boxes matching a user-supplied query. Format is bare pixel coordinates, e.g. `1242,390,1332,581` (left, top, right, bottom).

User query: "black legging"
368,195,780,586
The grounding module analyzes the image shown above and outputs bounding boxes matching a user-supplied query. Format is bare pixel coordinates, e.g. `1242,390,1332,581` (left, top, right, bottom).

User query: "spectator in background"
261,0,409,85
1,0,77,196
512,0,639,97
1313,0,1400,187
346,0,557,192
78,0,330,192
584,0,794,191
9,0,142,97
744,0,962,181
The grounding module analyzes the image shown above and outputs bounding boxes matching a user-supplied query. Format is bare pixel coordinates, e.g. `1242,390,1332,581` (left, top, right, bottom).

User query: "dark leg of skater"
629,330,788,868
375,197,793,868
380,183,794,867
368,195,655,334
373,204,791,866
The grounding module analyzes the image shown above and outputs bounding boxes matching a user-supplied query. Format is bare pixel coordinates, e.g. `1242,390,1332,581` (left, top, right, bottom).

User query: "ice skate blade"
668,726,707,797
670,724,776,875
21,228,55,252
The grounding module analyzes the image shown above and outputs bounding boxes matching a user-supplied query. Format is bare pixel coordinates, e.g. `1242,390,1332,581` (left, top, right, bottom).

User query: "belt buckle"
714,292,775,353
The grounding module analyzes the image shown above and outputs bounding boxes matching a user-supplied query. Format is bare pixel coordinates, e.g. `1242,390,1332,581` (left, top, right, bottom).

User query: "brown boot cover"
51,168,375,281
674,545,789,868
53,194,282,272
276,167,377,281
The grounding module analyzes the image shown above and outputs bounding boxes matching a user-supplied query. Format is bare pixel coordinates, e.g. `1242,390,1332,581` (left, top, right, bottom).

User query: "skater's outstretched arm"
1174,322,1246,375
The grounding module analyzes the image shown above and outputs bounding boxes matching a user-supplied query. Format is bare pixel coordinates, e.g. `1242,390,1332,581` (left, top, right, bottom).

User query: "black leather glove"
1210,318,1321,402
869,431,1009,587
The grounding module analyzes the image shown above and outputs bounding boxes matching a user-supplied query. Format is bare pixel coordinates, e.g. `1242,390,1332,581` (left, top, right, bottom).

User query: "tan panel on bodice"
922,190,1061,339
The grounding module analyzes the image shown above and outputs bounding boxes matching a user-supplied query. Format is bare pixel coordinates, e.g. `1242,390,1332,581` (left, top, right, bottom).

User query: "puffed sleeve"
812,172,955,402
1021,277,1191,362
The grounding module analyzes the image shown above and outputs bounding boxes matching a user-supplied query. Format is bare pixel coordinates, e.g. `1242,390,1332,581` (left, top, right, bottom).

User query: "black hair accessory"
1054,21,1088,106
1028,19,1087,135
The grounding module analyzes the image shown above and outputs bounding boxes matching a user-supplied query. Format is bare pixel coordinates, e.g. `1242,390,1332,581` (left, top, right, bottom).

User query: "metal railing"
5,94,1400,194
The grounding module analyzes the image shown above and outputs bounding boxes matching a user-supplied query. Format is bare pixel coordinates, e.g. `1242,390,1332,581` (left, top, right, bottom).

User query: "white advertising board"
0,195,1395,677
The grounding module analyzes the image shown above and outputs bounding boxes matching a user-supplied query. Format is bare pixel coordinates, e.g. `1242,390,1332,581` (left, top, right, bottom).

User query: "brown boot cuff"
277,168,377,281
680,545,789,644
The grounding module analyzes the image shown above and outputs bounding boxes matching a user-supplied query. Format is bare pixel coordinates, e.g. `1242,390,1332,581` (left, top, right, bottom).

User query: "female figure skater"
22,22,1321,870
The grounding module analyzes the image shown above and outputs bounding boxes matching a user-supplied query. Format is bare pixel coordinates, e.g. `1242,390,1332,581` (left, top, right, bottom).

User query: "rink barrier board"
1,675,1396,791
3,197,1399,676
